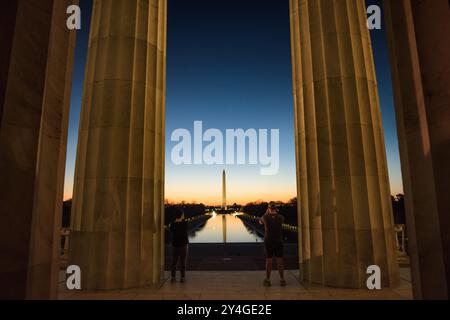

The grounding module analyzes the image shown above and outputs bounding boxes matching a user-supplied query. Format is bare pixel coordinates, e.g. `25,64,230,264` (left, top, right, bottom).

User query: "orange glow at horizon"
63,174,405,203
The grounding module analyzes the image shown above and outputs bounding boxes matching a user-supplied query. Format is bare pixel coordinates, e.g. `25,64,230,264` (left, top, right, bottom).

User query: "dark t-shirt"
170,220,189,247
262,213,284,243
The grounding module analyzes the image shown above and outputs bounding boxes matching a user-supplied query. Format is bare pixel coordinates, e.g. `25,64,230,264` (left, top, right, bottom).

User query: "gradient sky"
64,0,403,205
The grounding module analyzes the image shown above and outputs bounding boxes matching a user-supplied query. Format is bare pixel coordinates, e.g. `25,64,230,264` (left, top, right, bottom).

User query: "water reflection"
190,213,263,243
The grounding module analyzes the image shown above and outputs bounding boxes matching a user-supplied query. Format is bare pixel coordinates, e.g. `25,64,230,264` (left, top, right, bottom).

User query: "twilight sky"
64,0,403,205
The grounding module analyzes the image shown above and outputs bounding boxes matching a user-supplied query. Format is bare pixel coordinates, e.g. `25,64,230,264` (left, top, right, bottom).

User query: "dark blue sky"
64,0,403,202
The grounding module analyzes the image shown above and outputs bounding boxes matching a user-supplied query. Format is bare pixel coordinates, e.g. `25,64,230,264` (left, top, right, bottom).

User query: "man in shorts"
260,202,286,287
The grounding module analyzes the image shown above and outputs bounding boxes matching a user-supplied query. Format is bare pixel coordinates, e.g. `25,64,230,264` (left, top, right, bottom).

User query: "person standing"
260,202,286,287
170,208,189,283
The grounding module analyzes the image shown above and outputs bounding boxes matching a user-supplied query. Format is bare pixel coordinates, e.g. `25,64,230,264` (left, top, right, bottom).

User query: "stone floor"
58,267,413,300
165,243,300,271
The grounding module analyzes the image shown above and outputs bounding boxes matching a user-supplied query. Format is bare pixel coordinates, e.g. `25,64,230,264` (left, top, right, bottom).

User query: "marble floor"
58,267,413,300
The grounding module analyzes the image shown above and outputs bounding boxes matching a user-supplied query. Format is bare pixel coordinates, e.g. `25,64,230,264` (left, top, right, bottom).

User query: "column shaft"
384,0,450,299
290,0,399,288
0,0,77,299
69,0,167,290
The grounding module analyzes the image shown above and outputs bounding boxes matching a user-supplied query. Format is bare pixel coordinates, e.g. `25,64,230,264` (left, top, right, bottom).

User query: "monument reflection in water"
190,213,263,243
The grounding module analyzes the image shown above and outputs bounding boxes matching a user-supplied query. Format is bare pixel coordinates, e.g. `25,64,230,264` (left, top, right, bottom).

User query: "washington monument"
222,170,227,210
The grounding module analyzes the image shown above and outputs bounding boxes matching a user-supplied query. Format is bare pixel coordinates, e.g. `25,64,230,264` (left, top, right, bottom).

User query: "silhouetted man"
260,202,286,287
170,208,189,283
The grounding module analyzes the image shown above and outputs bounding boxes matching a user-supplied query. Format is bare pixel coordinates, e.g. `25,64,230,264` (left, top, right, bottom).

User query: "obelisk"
222,170,227,210
290,0,399,288
69,0,167,290
222,215,227,243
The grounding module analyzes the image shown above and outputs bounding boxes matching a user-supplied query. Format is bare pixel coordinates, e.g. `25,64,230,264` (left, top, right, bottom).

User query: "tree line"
62,195,407,228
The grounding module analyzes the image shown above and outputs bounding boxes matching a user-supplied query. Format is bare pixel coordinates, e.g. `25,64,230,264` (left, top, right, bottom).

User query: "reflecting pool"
189,213,263,243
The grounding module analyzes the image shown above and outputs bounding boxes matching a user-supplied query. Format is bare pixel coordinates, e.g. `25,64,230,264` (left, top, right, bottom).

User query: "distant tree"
242,200,298,226
242,202,267,217
278,202,297,226
164,202,206,225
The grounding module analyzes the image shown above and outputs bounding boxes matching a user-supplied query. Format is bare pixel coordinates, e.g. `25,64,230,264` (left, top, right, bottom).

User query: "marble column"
384,0,450,299
290,0,399,288
0,0,77,299
69,0,167,290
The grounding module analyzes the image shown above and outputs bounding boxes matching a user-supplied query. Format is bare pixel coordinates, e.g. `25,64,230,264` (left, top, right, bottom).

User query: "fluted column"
69,0,167,290
384,0,450,299
290,0,399,288
0,0,77,299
